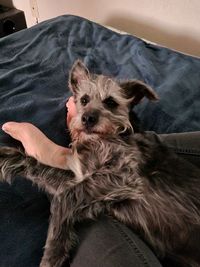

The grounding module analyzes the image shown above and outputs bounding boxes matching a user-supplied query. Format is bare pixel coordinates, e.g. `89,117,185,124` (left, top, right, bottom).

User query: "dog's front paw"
0,147,25,183
0,146,23,157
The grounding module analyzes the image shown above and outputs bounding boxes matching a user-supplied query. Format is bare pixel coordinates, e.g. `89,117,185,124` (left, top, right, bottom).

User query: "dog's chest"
73,139,141,198
76,139,133,173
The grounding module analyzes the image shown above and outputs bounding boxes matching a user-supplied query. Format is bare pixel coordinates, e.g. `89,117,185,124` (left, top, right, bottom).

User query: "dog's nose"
82,110,99,128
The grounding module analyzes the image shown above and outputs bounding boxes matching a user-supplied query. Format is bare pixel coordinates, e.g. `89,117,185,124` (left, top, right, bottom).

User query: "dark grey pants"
71,132,200,267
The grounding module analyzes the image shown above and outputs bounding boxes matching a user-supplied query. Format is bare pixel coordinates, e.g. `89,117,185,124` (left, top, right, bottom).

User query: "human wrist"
50,146,71,169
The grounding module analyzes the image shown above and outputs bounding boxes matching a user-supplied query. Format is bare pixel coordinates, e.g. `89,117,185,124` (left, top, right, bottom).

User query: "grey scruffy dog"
0,60,200,267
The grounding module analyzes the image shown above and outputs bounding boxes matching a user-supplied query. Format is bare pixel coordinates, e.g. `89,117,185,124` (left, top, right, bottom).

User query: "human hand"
66,96,77,126
2,122,70,169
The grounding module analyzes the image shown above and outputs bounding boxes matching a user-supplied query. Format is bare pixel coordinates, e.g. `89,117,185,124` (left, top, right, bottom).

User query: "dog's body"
0,60,200,267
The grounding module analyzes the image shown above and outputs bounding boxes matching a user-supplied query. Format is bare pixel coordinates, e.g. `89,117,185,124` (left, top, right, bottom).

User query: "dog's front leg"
0,146,82,195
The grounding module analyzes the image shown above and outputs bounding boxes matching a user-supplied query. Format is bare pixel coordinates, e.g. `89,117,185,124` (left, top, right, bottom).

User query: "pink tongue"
66,96,78,126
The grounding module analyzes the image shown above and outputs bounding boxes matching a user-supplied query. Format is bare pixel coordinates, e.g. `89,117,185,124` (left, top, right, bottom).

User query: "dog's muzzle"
81,110,99,129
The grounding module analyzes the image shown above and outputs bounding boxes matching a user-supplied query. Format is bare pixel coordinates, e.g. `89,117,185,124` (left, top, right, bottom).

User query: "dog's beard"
69,122,116,142
68,115,133,142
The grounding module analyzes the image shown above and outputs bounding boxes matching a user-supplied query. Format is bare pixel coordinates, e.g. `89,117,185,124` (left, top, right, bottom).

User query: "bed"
0,15,199,267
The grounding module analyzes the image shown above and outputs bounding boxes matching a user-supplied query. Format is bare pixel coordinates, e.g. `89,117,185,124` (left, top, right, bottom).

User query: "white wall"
0,0,200,57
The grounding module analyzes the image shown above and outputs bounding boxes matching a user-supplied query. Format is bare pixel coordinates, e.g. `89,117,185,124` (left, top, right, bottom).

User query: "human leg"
149,131,200,168
71,217,162,267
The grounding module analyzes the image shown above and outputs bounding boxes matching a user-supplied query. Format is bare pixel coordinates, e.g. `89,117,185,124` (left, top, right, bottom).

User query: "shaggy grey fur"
0,60,200,267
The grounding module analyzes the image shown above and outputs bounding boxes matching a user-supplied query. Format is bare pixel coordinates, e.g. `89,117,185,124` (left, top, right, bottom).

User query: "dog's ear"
120,80,159,106
69,60,90,94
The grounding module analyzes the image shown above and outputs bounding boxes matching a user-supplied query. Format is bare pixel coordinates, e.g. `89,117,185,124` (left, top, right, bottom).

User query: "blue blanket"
0,15,199,266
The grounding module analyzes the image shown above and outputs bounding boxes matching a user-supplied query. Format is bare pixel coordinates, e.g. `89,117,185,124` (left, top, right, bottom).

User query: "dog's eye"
80,94,90,106
103,97,118,109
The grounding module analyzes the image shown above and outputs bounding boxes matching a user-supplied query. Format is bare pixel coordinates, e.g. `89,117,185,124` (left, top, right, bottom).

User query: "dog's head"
68,60,158,141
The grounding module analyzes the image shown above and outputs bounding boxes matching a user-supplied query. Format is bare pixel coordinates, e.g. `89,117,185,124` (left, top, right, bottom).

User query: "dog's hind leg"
39,197,77,267
40,221,74,267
